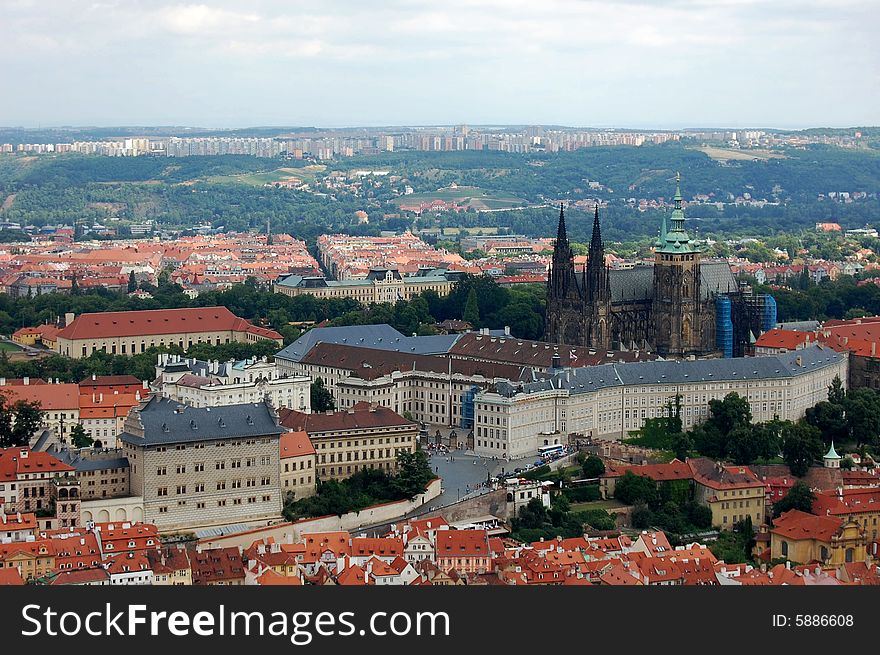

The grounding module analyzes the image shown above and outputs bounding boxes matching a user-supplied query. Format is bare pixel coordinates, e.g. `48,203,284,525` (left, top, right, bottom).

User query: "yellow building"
278,402,418,482
280,431,317,501
147,547,193,585
771,509,868,566
11,327,42,346
0,540,56,581
274,267,455,304
688,458,765,529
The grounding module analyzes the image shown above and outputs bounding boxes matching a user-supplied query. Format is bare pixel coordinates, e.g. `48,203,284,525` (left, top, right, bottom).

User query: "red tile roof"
0,447,75,482
771,509,844,542
280,431,315,459
435,529,490,558
0,568,25,585
48,568,110,585
813,488,880,517
688,457,763,490
755,329,814,350
279,402,415,433
0,382,80,410
604,459,692,482
191,547,245,584
57,306,281,342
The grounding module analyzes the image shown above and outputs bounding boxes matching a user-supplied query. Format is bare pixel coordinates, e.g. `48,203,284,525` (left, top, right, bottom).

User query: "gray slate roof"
777,320,822,332
575,261,738,303
492,344,844,398
119,396,282,446
275,324,460,363
45,445,129,471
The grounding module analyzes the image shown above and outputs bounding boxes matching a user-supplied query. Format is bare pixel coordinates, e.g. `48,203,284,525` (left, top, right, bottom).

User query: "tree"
828,375,845,405
581,455,605,479
630,502,653,529
70,423,93,449
552,493,570,513
706,392,752,437
515,497,549,530
804,400,847,444
462,287,480,327
773,480,816,517
310,377,335,413
614,471,658,506
128,271,137,293
692,423,726,459
671,431,694,461
781,422,824,477
843,388,880,447
392,448,434,497
0,394,44,448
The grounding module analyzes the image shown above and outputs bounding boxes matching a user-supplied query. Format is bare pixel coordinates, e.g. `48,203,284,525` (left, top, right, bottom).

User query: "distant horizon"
2,123,876,134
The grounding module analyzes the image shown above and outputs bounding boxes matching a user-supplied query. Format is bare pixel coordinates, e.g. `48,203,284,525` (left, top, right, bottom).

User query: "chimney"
23,377,29,385
0,378,5,386
65,312,75,327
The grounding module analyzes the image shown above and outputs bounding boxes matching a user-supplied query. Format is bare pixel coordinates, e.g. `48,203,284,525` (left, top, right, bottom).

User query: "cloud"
0,0,875,126
159,4,260,35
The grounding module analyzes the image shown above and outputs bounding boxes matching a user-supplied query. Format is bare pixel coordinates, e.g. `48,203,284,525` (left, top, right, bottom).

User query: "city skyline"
1,0,877,128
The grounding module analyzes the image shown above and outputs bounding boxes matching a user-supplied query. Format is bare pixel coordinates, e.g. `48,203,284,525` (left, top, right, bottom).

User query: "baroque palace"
545,175,776,358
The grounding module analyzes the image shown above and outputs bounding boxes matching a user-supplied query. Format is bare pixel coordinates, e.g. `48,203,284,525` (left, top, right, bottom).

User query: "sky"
1,0,878,129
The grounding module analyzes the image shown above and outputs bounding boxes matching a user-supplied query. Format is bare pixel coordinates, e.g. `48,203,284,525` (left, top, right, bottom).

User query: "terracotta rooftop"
771,509,844,542
279,402,416,434
280,431,316,458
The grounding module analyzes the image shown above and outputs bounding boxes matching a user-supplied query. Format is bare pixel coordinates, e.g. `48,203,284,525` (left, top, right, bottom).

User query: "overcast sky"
1,0,877,129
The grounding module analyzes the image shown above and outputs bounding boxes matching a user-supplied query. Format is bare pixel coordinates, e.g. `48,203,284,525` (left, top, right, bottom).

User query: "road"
426,450,540,509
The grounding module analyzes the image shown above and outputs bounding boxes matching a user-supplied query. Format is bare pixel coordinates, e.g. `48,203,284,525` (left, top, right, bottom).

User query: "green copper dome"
656,172,701,255
825,441,841,460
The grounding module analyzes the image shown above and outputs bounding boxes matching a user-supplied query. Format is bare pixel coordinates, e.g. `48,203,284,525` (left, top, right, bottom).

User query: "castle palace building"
545,175,776,358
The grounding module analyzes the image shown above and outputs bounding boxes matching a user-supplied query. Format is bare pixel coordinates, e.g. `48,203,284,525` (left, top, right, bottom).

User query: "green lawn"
0,341,23,351
393,186,527,210
570,499,626,512
204,165,324,186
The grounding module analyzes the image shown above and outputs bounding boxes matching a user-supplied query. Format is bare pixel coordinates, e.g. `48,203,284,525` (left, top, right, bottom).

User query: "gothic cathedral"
545,174,744,358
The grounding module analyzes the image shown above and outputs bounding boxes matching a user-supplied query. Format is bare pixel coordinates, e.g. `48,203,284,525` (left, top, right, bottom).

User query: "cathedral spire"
549,203,575,299
657,172,699,254
555,203,568,247
589,204,603,256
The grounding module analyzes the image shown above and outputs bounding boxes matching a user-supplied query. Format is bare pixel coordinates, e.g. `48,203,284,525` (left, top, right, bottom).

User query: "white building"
154,353,311,412
474,345,847,458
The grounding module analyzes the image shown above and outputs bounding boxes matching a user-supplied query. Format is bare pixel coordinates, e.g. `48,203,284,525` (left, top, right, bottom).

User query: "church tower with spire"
651,172,704,357
584,205,612,349
545,204,585,345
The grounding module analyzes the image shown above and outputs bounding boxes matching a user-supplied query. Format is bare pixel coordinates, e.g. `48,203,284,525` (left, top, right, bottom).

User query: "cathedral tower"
545,205,584,344
651,173,703,357
584,205,612,349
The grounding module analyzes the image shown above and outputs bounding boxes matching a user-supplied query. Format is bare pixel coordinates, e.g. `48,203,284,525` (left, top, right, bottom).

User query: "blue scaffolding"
761,294,778,332
716,296,733,358
460,385,479,429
